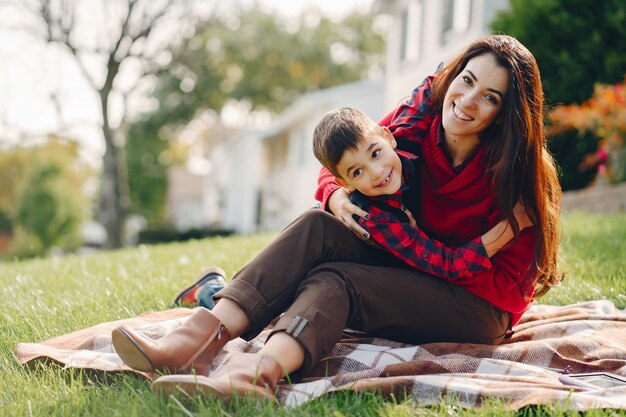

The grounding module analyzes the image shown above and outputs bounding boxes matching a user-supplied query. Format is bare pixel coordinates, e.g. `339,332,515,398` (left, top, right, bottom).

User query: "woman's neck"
444,132,481,167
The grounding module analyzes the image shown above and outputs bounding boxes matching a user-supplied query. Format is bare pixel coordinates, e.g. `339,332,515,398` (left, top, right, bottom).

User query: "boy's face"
334,127,403,197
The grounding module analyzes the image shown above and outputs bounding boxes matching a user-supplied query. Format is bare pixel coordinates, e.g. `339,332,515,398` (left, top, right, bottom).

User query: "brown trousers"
215,210,509,377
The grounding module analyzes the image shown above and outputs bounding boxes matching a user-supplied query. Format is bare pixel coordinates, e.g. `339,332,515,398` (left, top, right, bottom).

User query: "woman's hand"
328,188,370,240
513,202,533,230
403,206,417,229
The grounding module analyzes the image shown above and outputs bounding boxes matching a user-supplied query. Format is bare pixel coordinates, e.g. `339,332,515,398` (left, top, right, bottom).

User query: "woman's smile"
452,103,474,121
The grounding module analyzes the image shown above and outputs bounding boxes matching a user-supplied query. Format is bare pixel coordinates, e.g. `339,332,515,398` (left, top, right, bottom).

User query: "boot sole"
151,376,278,404
111,327,155,373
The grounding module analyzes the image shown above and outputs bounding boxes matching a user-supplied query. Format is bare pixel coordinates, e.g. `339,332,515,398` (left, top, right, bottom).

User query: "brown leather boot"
112,307,230,373
151,353,284,403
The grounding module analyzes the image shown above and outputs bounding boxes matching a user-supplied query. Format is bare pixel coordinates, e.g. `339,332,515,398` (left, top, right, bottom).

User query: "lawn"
1,212,625,416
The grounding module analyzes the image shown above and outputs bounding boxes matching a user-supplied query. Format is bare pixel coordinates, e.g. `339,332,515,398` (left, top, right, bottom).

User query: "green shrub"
0,211,11,233
0,138,93,258
547,129,601,191
10,165,87,258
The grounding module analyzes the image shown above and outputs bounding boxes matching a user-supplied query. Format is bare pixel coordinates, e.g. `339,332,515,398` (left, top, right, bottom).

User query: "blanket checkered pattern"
14,300,626,410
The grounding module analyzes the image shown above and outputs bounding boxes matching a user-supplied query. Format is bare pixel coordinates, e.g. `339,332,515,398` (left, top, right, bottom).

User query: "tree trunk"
99,93,128,249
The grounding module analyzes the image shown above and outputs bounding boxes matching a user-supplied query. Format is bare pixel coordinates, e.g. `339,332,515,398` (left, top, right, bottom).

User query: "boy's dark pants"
215,210,509,377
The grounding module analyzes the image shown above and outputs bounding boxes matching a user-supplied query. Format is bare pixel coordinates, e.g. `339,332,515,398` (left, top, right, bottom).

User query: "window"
442,0,471,38
399,0,423,63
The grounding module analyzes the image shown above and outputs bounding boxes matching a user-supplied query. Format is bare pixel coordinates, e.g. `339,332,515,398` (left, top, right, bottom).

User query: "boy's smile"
334,128,403,197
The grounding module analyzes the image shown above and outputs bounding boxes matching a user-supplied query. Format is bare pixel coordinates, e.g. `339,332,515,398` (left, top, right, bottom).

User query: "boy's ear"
334,176,356,192
382,127,397,149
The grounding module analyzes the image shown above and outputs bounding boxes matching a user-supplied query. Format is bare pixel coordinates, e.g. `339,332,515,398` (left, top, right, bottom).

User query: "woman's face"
442,53,510,144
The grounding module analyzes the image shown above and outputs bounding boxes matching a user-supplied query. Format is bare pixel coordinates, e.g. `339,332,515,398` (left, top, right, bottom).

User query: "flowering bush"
550,76,626,183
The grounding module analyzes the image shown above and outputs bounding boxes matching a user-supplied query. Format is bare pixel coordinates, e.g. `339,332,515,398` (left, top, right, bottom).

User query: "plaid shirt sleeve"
357,203,492,281
383,74,437,153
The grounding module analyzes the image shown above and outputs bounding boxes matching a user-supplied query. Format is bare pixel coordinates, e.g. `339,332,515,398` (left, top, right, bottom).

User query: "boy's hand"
328,188,370,240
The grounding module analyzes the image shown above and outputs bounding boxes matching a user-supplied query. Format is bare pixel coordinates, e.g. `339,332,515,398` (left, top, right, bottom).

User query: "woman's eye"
462,76,472,85
485,95,497,105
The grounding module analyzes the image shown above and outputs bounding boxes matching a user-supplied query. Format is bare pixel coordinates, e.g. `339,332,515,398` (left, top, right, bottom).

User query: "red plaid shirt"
349,152,492,280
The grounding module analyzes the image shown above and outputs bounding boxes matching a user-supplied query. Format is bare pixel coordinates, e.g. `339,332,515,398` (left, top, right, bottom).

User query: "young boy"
312,107,530,280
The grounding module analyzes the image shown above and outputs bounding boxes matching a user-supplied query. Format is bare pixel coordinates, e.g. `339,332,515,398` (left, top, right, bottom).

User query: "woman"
112,35,562,402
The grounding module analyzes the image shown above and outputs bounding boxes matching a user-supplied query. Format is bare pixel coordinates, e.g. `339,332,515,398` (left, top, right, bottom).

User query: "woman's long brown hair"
430,35,562,298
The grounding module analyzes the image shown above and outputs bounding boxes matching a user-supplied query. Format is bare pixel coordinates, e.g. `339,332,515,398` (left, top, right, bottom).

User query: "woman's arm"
383,74,436,146
359,201,532,280
458,229,539,324
365,213,539,322
314,166,341,211
481,203,533,257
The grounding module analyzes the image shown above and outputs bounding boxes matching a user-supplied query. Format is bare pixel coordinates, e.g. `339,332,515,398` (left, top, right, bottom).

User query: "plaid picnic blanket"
14,300,626,410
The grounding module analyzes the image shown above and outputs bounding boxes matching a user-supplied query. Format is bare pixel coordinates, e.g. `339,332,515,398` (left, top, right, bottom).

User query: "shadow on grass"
24,358,149,390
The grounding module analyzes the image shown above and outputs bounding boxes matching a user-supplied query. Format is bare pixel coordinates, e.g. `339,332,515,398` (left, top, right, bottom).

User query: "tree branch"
33,0,99,90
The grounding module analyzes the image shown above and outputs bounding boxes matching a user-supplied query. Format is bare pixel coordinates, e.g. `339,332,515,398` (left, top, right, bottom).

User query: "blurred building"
166,80,383,235
377,0,508,109
166,119,261,235
166,0,511,235
256,79,384,231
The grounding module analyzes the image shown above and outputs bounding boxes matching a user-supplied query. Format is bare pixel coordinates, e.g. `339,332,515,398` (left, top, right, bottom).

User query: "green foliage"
0,210,11,233
492,0,626,105
154,7,384,118
126,120,169,227
547,129,600,191
494,0,626,187
125,7,385,226
12,165,86,256
0,138,92,258
1,214,625,415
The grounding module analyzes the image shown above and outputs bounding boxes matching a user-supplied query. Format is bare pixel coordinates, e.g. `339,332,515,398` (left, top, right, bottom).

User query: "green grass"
1,213,625,416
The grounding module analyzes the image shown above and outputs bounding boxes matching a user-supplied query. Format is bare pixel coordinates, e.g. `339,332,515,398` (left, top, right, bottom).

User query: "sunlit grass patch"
1,214,624,416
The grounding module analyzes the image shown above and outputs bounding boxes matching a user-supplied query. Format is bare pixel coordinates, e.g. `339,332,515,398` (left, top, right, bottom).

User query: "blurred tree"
126,6,386,226
126,116,169,226
0,211,11,233
492,0,626,105
2,0,224,248
12,165,85,256
0,137,92,257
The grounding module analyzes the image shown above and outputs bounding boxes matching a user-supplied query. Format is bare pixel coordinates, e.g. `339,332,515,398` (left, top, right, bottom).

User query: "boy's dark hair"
312,107,379,178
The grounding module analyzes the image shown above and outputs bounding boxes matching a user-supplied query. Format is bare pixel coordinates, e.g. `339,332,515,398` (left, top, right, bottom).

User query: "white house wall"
202,143,229,229
221,135,262,235
284,118,325,223
166,166,205,231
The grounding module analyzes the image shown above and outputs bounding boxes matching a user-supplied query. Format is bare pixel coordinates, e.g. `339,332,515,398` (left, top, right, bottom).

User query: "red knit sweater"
315,85,538,325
